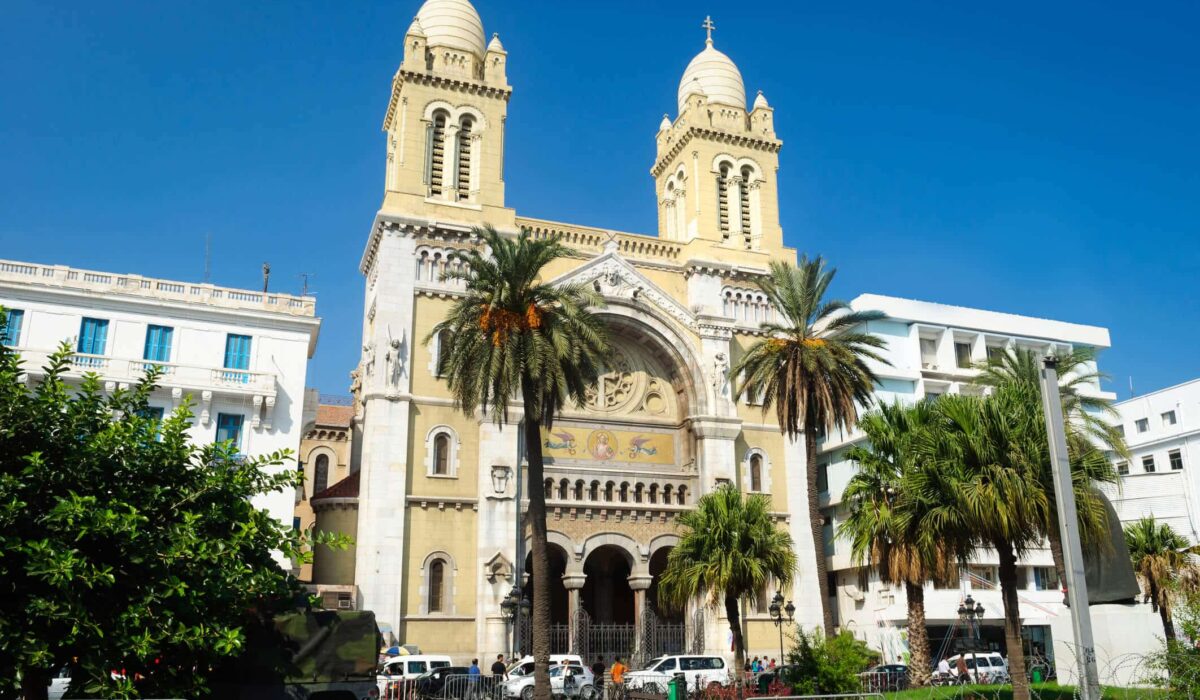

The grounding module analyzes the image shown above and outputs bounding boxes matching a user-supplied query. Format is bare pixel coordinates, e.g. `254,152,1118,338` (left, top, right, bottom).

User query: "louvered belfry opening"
429,112,447,196
717,164,731,240
740,166,753,248
456,117,473,200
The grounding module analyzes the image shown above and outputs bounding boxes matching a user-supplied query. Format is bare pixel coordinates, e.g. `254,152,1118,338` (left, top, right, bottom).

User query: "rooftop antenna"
262,262,271,293
299,272,315,297
203,233,212,283
1128,376,1135,398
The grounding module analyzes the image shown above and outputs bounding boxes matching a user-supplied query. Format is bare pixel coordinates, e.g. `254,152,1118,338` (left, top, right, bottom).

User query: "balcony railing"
14,348,275,395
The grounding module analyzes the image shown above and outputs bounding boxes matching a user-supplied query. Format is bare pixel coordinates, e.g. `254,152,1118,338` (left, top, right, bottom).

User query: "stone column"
628,575,653,626
563,574,587,654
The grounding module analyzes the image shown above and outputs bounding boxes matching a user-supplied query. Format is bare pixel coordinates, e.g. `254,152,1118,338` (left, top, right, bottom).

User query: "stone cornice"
652,127,783,177
382,69,512,131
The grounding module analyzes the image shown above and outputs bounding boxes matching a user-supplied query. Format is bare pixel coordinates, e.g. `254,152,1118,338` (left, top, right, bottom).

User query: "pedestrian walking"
610,656,627,700
591,658,606,691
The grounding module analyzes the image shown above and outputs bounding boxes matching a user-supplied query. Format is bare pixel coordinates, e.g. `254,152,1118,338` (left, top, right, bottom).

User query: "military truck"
211,609,381,700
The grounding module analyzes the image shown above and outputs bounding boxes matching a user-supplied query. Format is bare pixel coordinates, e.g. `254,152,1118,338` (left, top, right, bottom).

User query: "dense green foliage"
658,485,796,676
731,256,888,635
783,628,878,695
429,225,609,700
0,334,343,699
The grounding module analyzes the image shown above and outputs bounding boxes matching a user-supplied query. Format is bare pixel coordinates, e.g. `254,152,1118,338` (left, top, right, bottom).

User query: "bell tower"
653,17,783,252
380,0,514,225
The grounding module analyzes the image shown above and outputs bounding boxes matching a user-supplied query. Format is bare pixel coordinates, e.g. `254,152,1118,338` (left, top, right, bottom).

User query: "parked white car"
377,654,452,696
624,655,729,692
945,653,1010,684
503,662,594,700
505,655,584,679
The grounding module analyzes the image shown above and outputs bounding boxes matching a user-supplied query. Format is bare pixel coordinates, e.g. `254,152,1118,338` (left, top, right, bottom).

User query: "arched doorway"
523,545,570,653
582,545,634,624
647,546,683,623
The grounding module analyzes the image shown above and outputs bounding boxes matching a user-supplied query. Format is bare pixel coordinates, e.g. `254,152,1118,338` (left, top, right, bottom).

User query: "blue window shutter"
216,413,244,448
224,334,251,370
144,325,173,362
78,318,107,354
2,309,22,346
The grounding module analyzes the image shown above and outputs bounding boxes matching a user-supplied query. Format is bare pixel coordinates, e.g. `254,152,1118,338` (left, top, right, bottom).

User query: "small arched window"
433,434,450,475
429,559,445,612
717,164,731,240
313,454,330,495
750,454,763,492
436,328,452,377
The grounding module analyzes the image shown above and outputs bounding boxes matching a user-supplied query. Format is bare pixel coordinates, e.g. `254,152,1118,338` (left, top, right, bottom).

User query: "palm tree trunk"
521,381,553,700
725,591,746,680
1152,581,1177,641
805,417,835,637
1047,522,1067,600
996,541,1030,700
904,581,932,688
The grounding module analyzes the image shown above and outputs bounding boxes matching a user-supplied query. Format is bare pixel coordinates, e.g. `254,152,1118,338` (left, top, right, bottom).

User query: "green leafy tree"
732,256,888,635
0,333,343,699
972,348,1125,584
1125,516,1198,641
657,485,797,677
840,400,962,687
429,226,608,700
783,628,878,695
912,386,1051,700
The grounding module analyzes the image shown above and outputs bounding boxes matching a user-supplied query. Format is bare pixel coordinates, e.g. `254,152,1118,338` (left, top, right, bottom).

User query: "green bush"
782,628,880,695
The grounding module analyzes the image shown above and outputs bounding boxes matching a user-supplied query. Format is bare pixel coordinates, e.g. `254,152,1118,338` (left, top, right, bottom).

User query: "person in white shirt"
937,658,951,676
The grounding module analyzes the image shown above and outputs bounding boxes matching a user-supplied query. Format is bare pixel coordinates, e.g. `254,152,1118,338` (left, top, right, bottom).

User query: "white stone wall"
0,260,320,538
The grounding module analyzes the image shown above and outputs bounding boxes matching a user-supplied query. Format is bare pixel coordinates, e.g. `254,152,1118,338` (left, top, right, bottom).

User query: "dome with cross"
677,17,746,116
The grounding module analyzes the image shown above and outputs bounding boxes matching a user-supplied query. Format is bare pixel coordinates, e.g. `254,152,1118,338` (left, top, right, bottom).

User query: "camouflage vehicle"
212,609,381,700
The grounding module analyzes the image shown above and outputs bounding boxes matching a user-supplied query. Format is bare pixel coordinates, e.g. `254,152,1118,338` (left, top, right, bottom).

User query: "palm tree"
657,485,797,678
1124,516,1198,641
915,387,1050,700
972,348,1126,585
840,400,961,687
430,225,609,700
732,256,888,635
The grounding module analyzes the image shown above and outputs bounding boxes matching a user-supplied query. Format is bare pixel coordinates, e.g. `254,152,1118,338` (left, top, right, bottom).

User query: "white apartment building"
821,294,1158,684
1106,378,1200,544
0,259,322,534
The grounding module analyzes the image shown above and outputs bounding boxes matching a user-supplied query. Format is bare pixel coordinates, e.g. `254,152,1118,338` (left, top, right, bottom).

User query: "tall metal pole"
1039,357,1101,700
513,426,526,658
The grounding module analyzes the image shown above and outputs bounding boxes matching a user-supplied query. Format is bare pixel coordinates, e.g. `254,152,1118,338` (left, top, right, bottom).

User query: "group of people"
746,657,777,675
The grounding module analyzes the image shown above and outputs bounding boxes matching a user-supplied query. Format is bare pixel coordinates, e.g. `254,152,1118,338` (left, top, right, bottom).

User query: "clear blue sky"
2,1,1196,398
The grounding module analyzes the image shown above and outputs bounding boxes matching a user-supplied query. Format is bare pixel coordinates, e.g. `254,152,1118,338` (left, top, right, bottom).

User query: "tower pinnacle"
702,16,715,45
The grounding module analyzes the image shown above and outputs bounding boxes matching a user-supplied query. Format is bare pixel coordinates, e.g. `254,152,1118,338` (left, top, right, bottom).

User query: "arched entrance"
523,544,570,653
647,546,683,623
582,545,634,624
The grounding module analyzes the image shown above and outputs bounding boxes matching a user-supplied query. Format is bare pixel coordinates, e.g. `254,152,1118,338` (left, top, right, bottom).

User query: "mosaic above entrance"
540,424,677,468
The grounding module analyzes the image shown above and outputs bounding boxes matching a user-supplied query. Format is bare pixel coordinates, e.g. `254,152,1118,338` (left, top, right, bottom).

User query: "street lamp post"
957,594,986,684
501,585,522,658
768,591,795,667
1039,357,1101,700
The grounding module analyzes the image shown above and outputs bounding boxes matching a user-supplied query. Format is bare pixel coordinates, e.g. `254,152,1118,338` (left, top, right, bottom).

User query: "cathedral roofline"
382,69,512,131
651,125,782,178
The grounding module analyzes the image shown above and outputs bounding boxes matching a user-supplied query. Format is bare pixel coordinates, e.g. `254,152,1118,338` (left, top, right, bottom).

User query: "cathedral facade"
351,0,822,660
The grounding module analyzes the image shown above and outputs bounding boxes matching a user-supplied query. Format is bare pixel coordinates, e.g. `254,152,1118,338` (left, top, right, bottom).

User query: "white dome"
677,40,746,115
416,0,487,58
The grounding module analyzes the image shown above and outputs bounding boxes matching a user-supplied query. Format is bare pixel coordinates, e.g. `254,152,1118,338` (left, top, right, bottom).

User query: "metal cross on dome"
702,16,715,43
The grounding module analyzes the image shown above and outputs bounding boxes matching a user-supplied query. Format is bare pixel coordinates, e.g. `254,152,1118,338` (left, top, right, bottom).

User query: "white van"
945,653,1009,684
624,655,728,691
377,654,453,695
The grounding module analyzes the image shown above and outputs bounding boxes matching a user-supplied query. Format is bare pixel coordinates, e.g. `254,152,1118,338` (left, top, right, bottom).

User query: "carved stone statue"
712,352,730,395
362,343,375,377
385,338,403,392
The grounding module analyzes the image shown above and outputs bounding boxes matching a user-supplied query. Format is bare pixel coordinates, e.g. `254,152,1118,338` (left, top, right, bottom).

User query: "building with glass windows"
0,259,322,542
1105,378,1200,543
